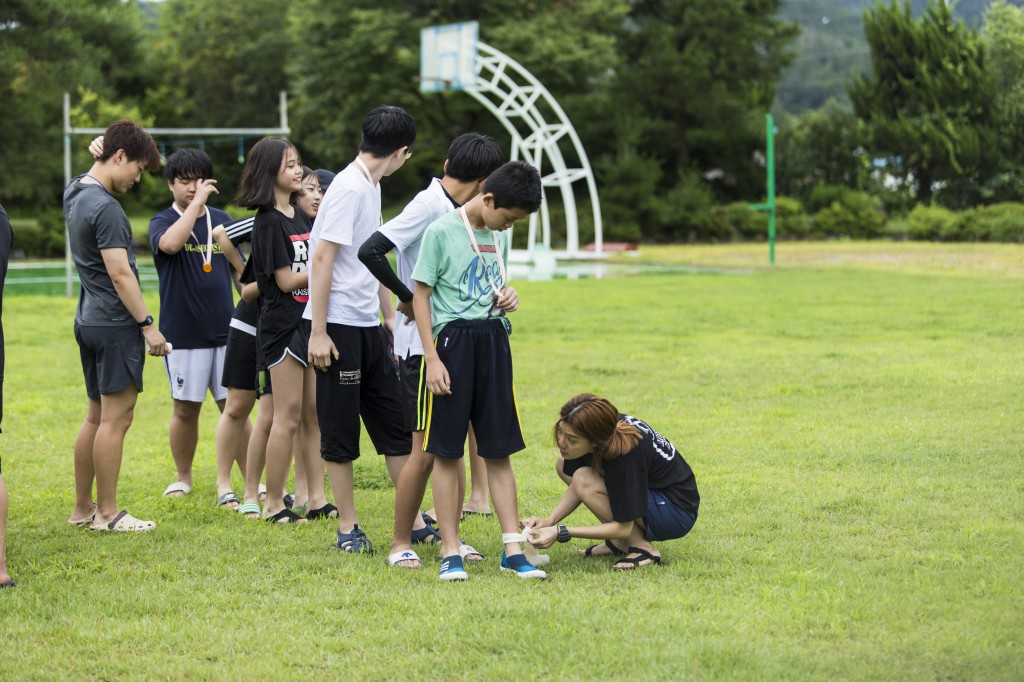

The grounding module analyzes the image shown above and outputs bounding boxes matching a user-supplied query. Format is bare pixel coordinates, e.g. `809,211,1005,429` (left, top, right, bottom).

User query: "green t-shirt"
412,209,510,338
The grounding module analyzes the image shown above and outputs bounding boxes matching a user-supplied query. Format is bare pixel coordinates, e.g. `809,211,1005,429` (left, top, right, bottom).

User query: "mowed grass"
0,243,1021,680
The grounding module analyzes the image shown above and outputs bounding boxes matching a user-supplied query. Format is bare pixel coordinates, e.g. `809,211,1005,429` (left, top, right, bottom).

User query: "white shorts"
163,346,229,403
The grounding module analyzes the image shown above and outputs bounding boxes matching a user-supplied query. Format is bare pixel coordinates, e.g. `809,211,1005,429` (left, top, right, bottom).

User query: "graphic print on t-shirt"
456,254,503,315
623,415,677,462
290,232,310,303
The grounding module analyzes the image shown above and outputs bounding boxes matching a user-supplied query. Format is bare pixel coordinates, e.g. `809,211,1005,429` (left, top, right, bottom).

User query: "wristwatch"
557,523,570,543
137,315,154,328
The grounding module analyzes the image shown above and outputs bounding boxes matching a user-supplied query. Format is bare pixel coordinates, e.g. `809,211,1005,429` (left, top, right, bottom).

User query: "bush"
811,190,886,238
704,202,758,242
775,196,811,239
905,204,955,241
948,203,1024,242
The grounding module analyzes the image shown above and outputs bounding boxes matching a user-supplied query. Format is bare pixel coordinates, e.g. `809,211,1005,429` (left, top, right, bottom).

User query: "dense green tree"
0,0,148,208
775,99,870,201
848,0,998,203
981,1,1024,195
613,0,799,202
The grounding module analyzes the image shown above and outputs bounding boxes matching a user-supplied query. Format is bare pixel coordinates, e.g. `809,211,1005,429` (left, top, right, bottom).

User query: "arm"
155,180,219,254
306,238,340,369
99,247,169,356
272,265,308,294
357,231,412,303
378,282,395,345
212,225,245,274
528,519,635,550
413,280,449,395
240,281,259,303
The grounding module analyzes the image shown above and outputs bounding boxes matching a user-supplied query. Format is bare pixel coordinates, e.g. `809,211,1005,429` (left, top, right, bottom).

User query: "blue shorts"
644,490,698,542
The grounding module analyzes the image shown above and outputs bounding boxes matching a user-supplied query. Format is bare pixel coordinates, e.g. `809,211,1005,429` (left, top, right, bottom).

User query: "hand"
520,517,545,531
192,178,219,206
527,526,558,549
307,329,339,371
425,357,451,395
396,299,415,322
88,136,104,159
142,325,169,356
494,286,519,313
382,317,395,346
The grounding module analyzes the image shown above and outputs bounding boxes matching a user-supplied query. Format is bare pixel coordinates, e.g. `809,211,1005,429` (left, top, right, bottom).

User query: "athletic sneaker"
439,554,468,581
500,552,547,579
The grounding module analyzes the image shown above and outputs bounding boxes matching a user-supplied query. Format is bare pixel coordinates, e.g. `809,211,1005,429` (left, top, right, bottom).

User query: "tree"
0,0,149,208
613,0,800,201
848,0,998,204
980,1,1024,199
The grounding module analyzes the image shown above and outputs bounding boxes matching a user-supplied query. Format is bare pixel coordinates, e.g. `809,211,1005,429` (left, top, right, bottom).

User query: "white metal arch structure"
464,43,603,260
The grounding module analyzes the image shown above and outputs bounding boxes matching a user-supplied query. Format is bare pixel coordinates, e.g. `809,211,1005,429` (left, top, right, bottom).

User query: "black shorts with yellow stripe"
420,319,525,459
399,354,428,432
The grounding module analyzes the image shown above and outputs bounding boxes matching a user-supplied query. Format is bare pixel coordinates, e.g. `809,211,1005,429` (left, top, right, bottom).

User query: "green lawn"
0,243,1021,680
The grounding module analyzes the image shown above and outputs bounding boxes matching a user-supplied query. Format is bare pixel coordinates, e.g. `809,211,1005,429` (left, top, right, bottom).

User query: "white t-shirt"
302,162,382,327
381,178,457,358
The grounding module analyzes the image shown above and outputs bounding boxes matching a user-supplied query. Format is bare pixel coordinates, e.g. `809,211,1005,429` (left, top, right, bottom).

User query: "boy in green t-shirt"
411,161,543,581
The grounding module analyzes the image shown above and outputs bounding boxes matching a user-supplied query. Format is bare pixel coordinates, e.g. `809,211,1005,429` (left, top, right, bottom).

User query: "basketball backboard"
420,21,478,93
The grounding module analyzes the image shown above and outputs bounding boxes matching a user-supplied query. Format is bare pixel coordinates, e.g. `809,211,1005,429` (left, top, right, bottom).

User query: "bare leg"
214,390,254,504
241,393,273,516
167,398,202,494
384,454,426,533
292,433,308,508
93,386,138,524
263,359,303,520
0,473,10,585
484,457,523,557
390,431,434,566
570,467,654,557
432,456,463,559
298,369,327,510
464,424,490,513
70,398,100,522
326,460,356,532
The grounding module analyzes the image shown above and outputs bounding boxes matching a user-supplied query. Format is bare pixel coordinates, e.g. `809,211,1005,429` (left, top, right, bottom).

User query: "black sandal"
265,508,305,524
582,539,625,557
306,503,338,520
612,547,662,570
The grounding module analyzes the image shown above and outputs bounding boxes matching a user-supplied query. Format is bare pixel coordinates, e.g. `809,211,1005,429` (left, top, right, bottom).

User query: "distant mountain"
774,0,1024,113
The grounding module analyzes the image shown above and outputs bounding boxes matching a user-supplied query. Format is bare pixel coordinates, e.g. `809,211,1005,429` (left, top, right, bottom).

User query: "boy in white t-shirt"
357,133,504,569
304,105,421,554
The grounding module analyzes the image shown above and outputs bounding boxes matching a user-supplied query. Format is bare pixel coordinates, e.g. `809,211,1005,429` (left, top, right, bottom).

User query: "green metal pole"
767,113,776,265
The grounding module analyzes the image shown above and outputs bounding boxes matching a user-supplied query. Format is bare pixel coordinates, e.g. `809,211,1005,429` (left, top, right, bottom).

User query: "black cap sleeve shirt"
602,415,700,523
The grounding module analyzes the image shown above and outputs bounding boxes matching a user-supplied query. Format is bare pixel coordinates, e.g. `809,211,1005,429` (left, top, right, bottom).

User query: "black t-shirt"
565,414,700,523
149,206,234,348
221,215,259,328
251,207,310,360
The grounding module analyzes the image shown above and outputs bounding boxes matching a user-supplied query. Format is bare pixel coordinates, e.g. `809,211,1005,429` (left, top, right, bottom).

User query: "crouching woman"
523,393,700,570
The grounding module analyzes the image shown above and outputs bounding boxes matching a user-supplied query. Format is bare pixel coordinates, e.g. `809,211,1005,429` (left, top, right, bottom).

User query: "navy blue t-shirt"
149,205,234,348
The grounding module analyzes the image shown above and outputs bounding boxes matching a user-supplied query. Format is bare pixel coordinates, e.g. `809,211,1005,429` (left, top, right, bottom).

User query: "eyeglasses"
403,147,414,160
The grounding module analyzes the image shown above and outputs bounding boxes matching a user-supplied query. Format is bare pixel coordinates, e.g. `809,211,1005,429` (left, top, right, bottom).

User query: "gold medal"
203,263,212,273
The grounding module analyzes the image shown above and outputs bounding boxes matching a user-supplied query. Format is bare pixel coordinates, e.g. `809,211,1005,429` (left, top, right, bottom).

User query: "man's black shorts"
398,354,428,433
421,319,524,459
222,325,258,391
314,322,410,463
74,323,144,401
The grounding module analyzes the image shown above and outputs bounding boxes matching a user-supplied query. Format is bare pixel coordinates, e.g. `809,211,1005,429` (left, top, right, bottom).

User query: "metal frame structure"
422,23,603,261
60,91,291,296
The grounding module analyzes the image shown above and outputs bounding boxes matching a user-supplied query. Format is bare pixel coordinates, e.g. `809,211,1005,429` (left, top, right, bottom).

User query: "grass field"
0,242,1021,680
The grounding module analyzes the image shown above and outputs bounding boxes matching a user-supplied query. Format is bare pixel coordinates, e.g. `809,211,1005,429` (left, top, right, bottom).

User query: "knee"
172,401,202,423
569,468,601,496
